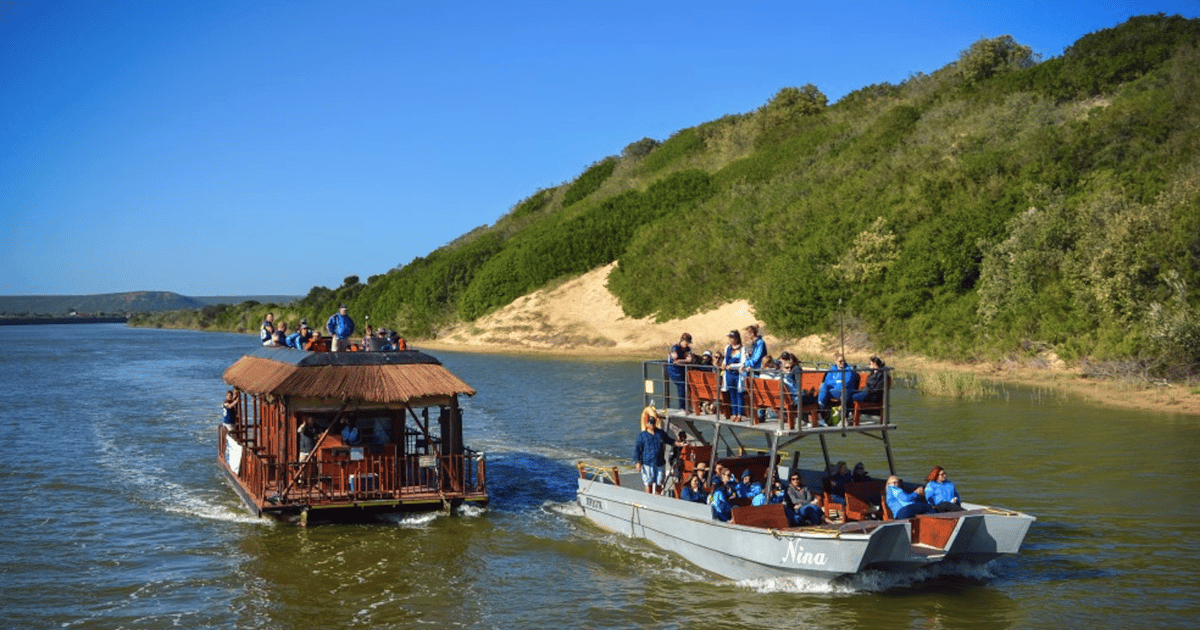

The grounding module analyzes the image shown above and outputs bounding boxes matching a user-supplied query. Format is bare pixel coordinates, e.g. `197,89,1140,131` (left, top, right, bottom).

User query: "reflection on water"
0,327,1197,629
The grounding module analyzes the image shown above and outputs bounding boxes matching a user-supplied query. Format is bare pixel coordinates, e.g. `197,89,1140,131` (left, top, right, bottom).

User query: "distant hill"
0,292,298,316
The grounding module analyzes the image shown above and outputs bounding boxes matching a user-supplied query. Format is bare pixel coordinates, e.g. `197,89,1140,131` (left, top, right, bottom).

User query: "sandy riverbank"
415,263,1200,417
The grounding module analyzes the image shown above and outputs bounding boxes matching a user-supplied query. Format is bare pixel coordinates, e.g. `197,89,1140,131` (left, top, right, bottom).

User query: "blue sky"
3,0,1197,297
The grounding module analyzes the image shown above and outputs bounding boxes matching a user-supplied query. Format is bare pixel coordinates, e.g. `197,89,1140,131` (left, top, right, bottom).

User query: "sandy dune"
423,262,825,359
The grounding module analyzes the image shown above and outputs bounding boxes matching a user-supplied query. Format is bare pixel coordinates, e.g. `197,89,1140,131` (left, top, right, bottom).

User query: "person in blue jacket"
885,475,931,520
326,305,356,352
680,474,708,504
721,330,747,421
736,469,762,499
710,480,733,522
634,416,678,495
924,466,964,512
742,325,768,421
817,354,860,417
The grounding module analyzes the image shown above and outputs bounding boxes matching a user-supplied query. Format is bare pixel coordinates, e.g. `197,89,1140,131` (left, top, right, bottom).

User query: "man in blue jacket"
634,416,679,495
817,354,860,416
326,305,356,352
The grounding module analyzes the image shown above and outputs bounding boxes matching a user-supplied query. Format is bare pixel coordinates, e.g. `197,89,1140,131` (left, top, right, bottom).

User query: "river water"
1,324,1197,629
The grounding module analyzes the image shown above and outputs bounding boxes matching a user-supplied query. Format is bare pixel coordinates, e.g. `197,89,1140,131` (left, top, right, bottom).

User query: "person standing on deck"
666,333,694,410
721,330,747,421
326,305,356,352
742,324,768,421
634,416,678,495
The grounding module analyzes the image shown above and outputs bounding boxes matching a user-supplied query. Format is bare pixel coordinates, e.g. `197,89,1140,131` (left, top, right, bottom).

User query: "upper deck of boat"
644,359,894,438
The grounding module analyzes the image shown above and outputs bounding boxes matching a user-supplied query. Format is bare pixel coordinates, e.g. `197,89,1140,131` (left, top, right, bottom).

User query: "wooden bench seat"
685,368,725,416
749,376,797,427
731,502,790,529
844,480,886,521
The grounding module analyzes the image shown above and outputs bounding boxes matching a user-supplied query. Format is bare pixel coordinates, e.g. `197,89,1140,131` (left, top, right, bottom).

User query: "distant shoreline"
0,316,128,326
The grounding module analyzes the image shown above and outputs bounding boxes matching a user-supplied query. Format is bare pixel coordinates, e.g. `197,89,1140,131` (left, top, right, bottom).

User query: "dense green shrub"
562,158,617,207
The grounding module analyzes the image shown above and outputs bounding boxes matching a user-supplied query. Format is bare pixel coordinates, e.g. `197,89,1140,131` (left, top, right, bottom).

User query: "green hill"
135,15,1200,378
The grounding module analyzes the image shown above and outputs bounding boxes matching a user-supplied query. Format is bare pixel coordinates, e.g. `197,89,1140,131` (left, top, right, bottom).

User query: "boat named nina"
576,360,1035,582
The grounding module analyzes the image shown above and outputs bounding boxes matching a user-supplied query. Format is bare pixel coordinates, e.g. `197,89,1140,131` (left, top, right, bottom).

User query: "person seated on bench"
826,461,852,505
753,477,786,506
818,354,860,417
736,469,762,500
886,475,931,520
693,462,711,489
786,471,824,526
681,474,708,504
779,351,819,411
710,478,733,522
851,356,887,406
851,461,872,482
924,465,964,512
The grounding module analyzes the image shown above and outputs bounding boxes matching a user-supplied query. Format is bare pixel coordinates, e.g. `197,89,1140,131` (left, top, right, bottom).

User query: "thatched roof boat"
218,346,487,524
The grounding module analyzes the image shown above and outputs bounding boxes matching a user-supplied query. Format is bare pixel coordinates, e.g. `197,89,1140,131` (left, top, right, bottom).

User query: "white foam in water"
739,560,999,594
379,511,442,528
542,499,584,517
457,503,488,518
737,575,854,595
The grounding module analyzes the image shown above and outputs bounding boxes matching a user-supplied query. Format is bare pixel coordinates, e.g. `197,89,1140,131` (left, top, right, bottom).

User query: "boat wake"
541,499,584,518
92,416,267,526
378,511,443,528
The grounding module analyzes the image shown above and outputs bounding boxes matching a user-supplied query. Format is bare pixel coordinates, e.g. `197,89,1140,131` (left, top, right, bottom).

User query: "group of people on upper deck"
666,325,889,422
257,306,407,352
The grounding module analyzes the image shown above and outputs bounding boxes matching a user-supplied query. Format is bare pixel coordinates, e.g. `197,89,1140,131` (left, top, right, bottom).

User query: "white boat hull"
577,476,1034,581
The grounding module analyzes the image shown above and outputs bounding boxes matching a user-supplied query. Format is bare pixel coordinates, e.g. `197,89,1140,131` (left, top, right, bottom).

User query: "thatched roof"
223,348,476,403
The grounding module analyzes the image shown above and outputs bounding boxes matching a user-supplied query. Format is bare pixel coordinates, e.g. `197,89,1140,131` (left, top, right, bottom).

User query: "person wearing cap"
666,333,695,410
721,329,747,421
693,461,711,489
634,416,677,494
325,305,356,352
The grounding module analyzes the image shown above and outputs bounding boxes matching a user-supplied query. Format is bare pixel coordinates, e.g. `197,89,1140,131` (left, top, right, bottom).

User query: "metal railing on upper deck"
642,360,892,432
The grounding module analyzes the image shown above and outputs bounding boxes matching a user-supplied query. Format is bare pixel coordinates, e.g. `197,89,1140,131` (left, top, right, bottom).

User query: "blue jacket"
925,480,960,506
823,365,860,391
681,485,708,504
886,484,923,516
710,485,732,521
634,428,671,467
285,331,304,350
745,337,768,370
326,313,355,338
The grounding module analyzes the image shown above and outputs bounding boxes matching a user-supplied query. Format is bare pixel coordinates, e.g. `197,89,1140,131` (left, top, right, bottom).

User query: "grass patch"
916,370,997,400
